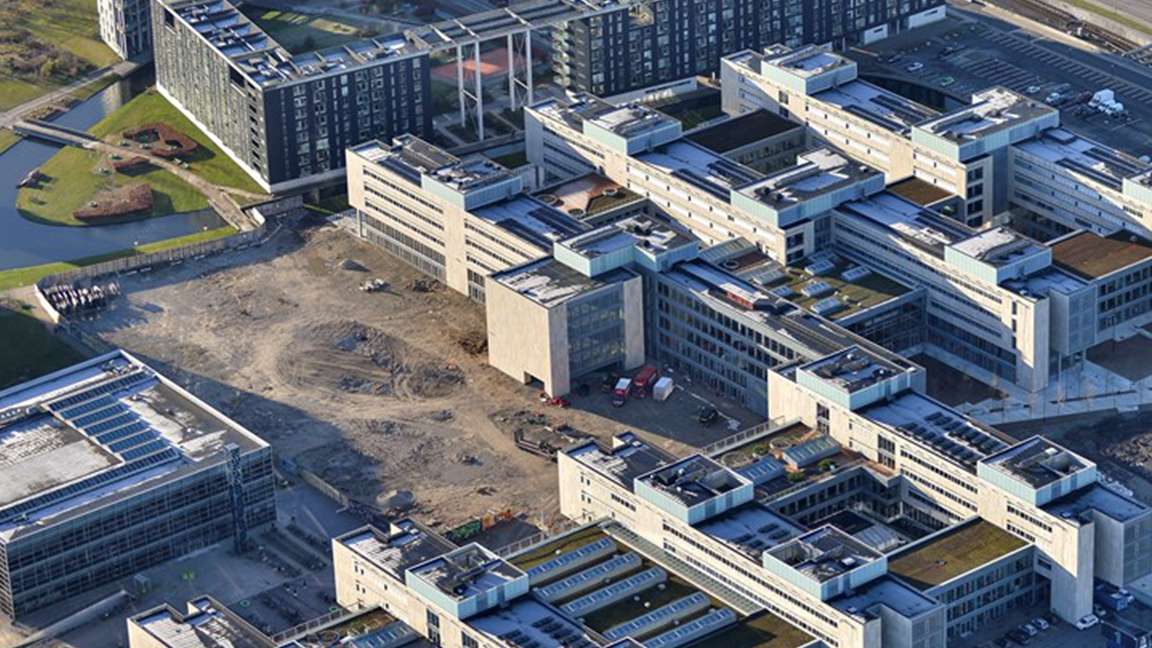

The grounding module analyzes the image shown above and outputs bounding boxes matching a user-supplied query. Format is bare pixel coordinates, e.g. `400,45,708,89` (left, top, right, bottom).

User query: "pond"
0,68,225,272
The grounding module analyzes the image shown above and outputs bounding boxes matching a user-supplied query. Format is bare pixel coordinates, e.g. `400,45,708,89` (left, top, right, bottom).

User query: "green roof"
888,520,1027,590
772,260,910,320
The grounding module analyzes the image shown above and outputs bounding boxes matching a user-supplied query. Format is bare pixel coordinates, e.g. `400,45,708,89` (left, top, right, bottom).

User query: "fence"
495,517,581,558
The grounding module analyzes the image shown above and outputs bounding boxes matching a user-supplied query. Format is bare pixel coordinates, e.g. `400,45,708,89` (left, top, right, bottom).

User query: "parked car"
612,378,632,407
1026,84,1043,94
1006,629,1030,645
1042,612,1058,626
1074,614,1099,630
939,76,956,87
698,405,719,426
1032,617,1049,631
937,45,958,58
906,62,924,73
632,364,660,399
1093,604,1109,619
1020,623,1037,637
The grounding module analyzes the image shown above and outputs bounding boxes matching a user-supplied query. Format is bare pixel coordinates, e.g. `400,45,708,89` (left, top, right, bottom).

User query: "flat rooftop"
860,390,1011,470
1044,483,1150,523
133,599,266,648
471,195,590,251
982,437,1093,489
837,191,974,257
801,346,907,394
638,455,748,508
916,87,1055,143
562,217,696,260
537,174,643,218
888,520,1027,590
761,44,854,77
686,110,803,153
637,140,764,203
830,575,939,620
339,520,457,580
950,226,1048,268
739,149,880,210
887,176,955,207
1051,230,1152,279
409,544,524,601
467,595,597,648
0,351,267,539
768,526,883,583
816,80,939,135
696,502,803,561
353,135,515,193
565,434,676,492
1015,128,1151,191
492,256,636,307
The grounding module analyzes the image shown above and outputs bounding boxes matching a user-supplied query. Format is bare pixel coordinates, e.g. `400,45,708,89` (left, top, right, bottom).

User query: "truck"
632,364,660,398
612,378,632,407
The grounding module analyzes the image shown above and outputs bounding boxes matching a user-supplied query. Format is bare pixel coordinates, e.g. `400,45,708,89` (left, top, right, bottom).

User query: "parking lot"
956,604,1105,648
853,10,1152,158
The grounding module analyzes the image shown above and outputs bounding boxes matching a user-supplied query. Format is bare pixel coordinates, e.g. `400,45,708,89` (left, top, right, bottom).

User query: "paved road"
0,60,140,129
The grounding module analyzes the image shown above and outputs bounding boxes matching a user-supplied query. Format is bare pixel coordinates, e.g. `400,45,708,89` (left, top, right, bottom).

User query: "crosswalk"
981,29,1152,105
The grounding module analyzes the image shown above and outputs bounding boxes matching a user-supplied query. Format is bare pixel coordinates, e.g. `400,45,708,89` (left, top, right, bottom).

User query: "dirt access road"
81,219,747,530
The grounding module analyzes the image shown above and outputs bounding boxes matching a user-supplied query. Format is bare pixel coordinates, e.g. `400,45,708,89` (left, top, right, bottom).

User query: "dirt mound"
276,320,463,399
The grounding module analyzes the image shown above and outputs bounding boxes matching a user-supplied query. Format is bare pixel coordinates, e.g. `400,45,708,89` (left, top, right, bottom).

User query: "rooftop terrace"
887,520,1027,590
0,351,267,538
1051,230,1152,279
537,174,644,219
1015,128,1151,192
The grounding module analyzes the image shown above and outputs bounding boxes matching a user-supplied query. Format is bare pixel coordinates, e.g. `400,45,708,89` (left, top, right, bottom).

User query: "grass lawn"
508,526,608,571
0,130,21,156
17,147,208,226
0,0,118,111
704,612,813,648
0,226,238,292
90,91,268,195
240,5,377,54
0,307,87,390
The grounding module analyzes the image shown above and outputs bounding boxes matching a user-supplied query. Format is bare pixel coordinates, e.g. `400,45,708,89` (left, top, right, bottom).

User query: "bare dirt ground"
80,219,750,530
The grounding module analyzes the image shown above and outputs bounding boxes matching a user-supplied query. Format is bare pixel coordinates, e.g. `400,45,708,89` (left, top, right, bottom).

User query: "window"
462,632,479,648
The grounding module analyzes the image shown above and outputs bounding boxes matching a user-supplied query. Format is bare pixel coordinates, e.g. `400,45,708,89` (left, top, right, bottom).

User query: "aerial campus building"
521,48,1152,393
0,351,275,619
311,346,1152,648
149,0,946,193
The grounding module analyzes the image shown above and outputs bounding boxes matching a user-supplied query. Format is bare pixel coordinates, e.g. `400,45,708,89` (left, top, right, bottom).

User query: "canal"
0,68,225,272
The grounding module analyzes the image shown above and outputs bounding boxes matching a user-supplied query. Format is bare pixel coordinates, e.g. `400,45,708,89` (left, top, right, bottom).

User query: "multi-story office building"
153,0,433,193
99,0,152,60
684,109,808,174
0,351,275,618
347,135,590,301
551,0,946,97
487,214,918,411
1049,230,1152,337
721,46,1064,229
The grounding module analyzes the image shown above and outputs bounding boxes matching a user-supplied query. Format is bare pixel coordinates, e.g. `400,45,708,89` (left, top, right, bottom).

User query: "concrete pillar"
457,44,466,126
475,43,485,140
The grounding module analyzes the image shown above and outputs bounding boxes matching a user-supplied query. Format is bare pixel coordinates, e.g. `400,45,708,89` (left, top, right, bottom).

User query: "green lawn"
240,5,377,54
17,147,209,226
0,0,119,111
89,91,267,195
0,307,87,390
0,226,238,292
888,520,1027,590
0,130,21,156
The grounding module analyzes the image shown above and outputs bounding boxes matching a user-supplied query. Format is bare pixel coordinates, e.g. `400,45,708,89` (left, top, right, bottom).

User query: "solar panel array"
895,409,1008,468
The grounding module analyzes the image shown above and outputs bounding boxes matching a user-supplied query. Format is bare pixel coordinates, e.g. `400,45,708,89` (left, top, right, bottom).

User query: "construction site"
72,217,755,532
